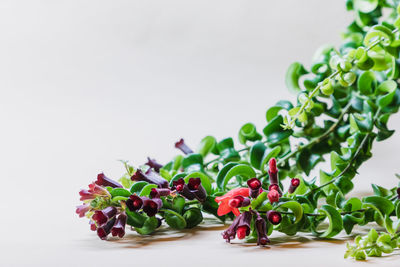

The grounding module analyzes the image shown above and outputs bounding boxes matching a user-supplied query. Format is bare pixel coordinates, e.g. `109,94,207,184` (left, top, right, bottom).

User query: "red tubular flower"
221,213,242,242
150,188,171,199
255,214,270,246
131,169,169,188
173,178,196,200
89,221,97,231
174,138,193,155
266,210,282,225
228,196,250,208
142,197,162,217
92,206,118,225
247,178,262,198
97,218,116,240
215,187,250,216
111,213,127,238
268,184,282,197
236,211,252,240
268,158,279,185
76,204,90,217
145,157,163,173
126,195,143,211
95,173,123,188
267,189,280,203
288,178,300,194
88,182,109,195
188,178,207,202
79,189,95,201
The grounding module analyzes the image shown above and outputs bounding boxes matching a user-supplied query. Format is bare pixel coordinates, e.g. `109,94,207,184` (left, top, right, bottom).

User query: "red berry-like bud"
247,178,262,198
266,210,282,225
90,221,97,231
267,190,279,203
176,184,184,192
126,195,143,211
175,138,193,155
269,158,278,173
228,196,251,208
288,178,300,194
236,226,248,239
268,184,280,192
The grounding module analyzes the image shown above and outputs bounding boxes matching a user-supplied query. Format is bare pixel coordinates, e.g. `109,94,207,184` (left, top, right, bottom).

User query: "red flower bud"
236,226,248,240
90,221,97,231
173,178,196,200
266,210,282,225
126,195,143,211
247,178,262,198
145,157,163,173
92,206,118,225
288,178,300,194
96,173,123,188
175,138,193,155
131,169,169,188
111,213,127,238
269,158,278,173
228,196,250,208
188,177,207,202
97,218,116,240
268,158,279,185
267,189,279,203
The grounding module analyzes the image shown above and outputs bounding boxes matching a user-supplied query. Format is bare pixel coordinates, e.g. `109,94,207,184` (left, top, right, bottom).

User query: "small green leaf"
285,62,308,93
183,207,203,228
362,196,395,215
139,184,158,197
218,164,256,190
135,216,159,235
263,115,293,145
276,201,304,224
126,209,147,228
197,136,216,157
313,205,343,238
110,188,131,198
130,181,149,194
162,209,187,230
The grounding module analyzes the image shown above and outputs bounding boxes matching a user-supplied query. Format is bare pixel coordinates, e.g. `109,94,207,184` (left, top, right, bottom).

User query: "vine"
76,0,400,261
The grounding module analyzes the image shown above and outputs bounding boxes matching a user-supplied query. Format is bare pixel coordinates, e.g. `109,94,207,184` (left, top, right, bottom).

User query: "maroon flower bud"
268,158,279,185
221,213,242,243
267,189,279,204
126,195,143,211
88,182,109,195
76,204,90,217
97,217,116,240
236,211,252,240
131,169,169,188
188,177,207,202
142,197,162,217
79,189,95,201
228,196,250,208
150,188,171,199
145,157,163,173
90,221,97,231
255,214,270,246
247,178,262,198
268,184,282,196
92,206,118,225
288,178,300,194
173,178,196,200
111,213,127,238
266,210,282,225
175,138,193,155
95,173,123,188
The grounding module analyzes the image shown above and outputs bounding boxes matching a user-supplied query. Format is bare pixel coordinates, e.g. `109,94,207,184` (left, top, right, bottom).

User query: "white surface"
1,0,400,266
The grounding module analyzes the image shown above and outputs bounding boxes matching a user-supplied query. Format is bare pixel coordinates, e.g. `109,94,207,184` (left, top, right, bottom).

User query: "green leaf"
249,141,266,170
135,216,159,235
183,172,212,194
263,115,293,145
215,138,240,163
313,205,343,238
172,196,186,214
371,184,391,197
362,196,395,215
251,191,268,209
238,123,262,144
285,62,308,93
126,209,147,228
357,71,376,95
334,176,354,195
266,100,293,122
182,153,204,173
110,188,131,198
216,162,239,189
162,209,187,230
353,0,378,13
376,80,397,108
139,184,158,197
276,201,303,223
197,136,216,157
343,212,364,234
217,164,256,190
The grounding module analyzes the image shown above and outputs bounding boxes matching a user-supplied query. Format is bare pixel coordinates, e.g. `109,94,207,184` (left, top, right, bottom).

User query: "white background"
1,0,400,266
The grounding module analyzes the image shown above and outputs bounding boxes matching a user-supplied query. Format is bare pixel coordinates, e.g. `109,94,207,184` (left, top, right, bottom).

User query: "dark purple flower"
268,158,279,185
255,214,270,246
266,210,282,225
131,169,169,188
97,217,116,240
247,178,262,198
288,178,300,194
397,187,400,199
145,157,163,173
150,188,171,199
95,173,123,188
173,178,196,200
175,138,193,155
228,196,250,208
92,206,118,225
221,212,243,242
267,190,280,204
142,197,162,217
126,195,143,211
76,204,90,217
111,213,127,238
188,178,207,202
236,211,252,240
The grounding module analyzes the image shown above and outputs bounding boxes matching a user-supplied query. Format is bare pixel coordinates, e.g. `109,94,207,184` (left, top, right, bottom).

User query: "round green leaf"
276,201,303,224
162,209,187,230
183,172,212,194
313,204,343,238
